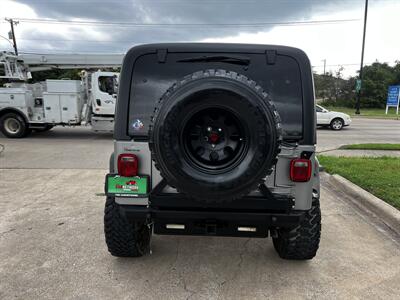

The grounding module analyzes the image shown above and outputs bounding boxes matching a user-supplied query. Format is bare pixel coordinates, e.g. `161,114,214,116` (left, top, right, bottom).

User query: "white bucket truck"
0,51,123,138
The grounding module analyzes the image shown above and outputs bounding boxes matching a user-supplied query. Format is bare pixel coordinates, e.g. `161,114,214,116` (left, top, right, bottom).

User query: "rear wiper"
177,55,250,66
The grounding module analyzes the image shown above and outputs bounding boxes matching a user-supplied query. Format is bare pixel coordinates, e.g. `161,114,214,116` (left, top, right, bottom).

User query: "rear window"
128,52,303,139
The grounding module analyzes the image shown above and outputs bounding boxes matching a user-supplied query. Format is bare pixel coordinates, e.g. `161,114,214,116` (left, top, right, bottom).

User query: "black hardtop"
115,43,316,144
124,42,310,58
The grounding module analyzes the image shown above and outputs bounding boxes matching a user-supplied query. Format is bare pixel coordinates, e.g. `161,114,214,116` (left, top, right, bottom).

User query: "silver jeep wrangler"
104,43,321,260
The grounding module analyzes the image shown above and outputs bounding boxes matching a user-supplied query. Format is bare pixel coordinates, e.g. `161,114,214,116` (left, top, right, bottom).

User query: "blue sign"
387,85,400,106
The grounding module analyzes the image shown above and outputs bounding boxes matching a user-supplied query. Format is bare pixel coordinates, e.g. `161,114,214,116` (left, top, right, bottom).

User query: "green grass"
324,106,399,119
318,156,400,210
339,143,400,151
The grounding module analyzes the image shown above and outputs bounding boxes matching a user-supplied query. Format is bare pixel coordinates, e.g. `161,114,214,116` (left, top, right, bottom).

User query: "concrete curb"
319,149,400,157
329,174,400,235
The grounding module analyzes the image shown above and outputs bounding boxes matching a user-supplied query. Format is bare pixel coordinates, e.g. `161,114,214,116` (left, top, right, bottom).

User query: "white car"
316,105,351,130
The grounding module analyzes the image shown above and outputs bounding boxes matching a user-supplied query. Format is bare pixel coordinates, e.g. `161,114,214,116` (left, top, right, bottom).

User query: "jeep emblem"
132,119,144,130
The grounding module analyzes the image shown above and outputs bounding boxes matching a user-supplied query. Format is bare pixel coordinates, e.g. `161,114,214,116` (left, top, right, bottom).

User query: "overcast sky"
0,0,399,77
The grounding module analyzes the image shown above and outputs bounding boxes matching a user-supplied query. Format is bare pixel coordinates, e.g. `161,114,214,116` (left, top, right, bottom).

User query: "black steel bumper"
120,205,304,237
117,180,303,238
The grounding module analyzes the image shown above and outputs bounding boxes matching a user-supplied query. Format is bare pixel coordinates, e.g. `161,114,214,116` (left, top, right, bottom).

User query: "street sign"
355,79,362,92
386,85,400,115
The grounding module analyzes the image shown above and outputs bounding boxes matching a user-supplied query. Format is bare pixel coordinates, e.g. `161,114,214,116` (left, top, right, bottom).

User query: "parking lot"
1,118,400,299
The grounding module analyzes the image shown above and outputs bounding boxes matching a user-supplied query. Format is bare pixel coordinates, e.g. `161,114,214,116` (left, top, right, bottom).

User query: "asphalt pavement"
317,118,400,152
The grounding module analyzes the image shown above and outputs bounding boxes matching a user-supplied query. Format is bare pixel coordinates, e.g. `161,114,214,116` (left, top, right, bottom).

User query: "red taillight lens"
290,158,312,182
117,153,138,177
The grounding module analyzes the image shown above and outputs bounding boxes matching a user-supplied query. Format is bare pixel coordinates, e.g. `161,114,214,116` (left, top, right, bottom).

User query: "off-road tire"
0,112,30,138
109,153,115,173
104,197,151,257
272,198,321,260
149,69,282,203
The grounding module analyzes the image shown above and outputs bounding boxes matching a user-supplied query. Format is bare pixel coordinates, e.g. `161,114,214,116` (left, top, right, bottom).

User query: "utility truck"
0,51,123,138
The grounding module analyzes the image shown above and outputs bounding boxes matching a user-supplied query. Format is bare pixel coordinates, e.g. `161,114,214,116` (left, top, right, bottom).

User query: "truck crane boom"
0,51,124,137
0,51,124,80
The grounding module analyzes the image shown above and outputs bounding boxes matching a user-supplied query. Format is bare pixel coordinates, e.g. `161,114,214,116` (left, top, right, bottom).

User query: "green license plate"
106,175,148,196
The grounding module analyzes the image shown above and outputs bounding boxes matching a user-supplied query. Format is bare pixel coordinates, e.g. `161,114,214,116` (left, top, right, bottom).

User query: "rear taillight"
290,158,312,182
117,153,138,177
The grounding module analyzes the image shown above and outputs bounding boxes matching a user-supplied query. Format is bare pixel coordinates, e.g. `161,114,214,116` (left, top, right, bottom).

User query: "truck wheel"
0,112,30,138
104,197,151,257
150,69,282,203
272,198,321,260
330,118,344,130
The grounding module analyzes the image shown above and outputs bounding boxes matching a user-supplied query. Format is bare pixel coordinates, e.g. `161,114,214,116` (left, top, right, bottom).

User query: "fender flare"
0,107,30,125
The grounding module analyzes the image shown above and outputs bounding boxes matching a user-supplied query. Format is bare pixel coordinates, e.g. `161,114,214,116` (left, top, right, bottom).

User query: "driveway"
1,117,399,299
0,169,399,299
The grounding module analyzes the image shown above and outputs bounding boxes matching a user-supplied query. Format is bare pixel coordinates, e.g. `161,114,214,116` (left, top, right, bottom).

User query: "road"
1,118,399,169
317,118,400,152
0,117,400,299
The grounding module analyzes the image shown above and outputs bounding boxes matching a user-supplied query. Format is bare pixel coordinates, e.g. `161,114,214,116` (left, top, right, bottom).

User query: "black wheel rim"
181,107,247,171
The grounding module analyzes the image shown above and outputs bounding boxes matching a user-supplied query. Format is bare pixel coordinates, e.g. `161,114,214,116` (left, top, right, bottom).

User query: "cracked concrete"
0,169,399,299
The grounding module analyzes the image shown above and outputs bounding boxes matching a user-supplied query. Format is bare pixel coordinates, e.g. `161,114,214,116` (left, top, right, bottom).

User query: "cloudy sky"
0,0,399,77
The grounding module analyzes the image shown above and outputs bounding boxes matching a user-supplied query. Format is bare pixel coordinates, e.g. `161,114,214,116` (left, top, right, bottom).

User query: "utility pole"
5,18,19,55
322,59,326,75
355,0,368,115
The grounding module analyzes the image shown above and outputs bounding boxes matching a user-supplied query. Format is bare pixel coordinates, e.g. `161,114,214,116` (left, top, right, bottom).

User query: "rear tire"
150,69,282,203
0,112,30,138
272,198,321,260
104,197,151,257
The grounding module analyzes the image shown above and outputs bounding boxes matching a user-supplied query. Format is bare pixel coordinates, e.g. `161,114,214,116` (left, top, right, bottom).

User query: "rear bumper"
109,178,304,237
119,205,304,237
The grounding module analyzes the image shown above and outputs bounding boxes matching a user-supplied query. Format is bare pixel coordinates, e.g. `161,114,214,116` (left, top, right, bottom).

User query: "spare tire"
149,69,281,202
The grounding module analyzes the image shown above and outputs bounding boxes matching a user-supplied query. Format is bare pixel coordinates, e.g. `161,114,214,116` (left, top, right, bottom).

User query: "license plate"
106,174,148,196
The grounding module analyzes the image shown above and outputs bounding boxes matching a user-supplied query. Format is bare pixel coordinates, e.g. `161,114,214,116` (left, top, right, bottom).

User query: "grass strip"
318,156,400,210
339,143,400,151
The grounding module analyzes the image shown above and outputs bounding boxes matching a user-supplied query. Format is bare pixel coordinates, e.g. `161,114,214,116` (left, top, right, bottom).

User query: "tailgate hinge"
157,49,168,63
265,50,277,65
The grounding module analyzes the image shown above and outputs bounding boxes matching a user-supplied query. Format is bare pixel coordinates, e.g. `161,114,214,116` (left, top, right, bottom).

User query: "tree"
30,69,81,82
316,61,400,108
361,62,398,108
314,67,355,106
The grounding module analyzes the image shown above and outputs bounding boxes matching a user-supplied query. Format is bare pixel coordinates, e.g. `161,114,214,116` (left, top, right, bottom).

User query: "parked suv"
104,43,321,260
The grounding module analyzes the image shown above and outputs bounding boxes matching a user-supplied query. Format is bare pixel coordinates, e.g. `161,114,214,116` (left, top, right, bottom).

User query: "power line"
313,63,362,67
19,49,125,54
0,34,14,47
15,38,131,43
13,17,360,27
313,61,397,68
